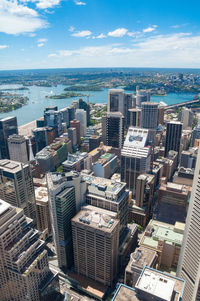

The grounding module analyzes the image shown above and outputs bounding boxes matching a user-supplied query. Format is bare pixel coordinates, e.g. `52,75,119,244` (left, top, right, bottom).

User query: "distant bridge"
165,98,200,110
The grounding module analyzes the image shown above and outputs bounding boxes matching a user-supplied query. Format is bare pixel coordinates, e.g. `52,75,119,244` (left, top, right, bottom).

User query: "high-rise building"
89,135,101,151
68,105,75,123
128,108,141,127
8,134,28,163
135,88,150,107
68,127,77,147
177,145,200,301
102,112,124,148
108,89,125,113
78,98,90,126
141,102,158,129
0,116,18,159
107,89,132,127
60,107,69,127
0,199,57,301
192,126,200,146
70,119,81,146
72,205,120,286
47,172,86,269
178,107,194,129
44,110,63,137
0,159,36,223
141,102,159,143
158,105,165,125
121,127,152,195
75,109,87,137
165,121,182,157
35,186,51,239
81,173,129,236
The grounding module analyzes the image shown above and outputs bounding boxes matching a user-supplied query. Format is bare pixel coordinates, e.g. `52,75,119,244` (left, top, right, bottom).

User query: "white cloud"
108,28,128,37
47,33,200,68
37,43,44,47
0,0,47,34
37,38,47,42
96,33,106,39
127,31,141,37
71,30,92,37
36,0,61,9
0,45,8,49
74,0,86,5
143,25,158,33
48,44,134,58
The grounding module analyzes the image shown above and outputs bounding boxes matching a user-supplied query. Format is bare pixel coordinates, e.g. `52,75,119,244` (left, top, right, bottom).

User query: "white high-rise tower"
177,146,200,301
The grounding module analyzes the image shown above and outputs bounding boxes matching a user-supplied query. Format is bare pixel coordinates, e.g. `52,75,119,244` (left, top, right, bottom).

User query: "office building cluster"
0,87,199,301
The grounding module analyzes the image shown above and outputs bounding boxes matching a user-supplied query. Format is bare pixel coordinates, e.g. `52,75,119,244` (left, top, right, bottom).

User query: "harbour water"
0,84,195,126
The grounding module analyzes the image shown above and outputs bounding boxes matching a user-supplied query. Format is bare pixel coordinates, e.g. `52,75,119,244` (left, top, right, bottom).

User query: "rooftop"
81,173,126,202
135,267,185,301
47,171,80,188
35,187,48,203
123,127,149,149
72,204,118,233
139,220,185,249
112,284,138,301
0,199,11,216
109,88,124,93
0,159,28,173
126,247,158,272
8,134,26,142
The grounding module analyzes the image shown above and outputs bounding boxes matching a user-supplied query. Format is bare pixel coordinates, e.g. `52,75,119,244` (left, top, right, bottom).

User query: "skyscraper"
70,119,81,146
8,134,28,163
135,88,150,107
165,121,182,157
121,127,152,195
108,89,125,113
177,145,200,301
178,107,194,129
128,108,141,127
44,109,63,137
0,116,18,159
78,98,90,126
47,172,86,270
72,205,120,286
75,109,87,137
102,112,124,148
0,159,36,224
141,102,159,143
107,89,132,127
0,199,55,301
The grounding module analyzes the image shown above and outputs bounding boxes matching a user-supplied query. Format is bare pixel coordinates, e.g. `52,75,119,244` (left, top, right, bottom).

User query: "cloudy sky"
1,0,200,70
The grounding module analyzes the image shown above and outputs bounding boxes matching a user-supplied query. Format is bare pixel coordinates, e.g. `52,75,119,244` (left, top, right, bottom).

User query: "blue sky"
1,0,200,70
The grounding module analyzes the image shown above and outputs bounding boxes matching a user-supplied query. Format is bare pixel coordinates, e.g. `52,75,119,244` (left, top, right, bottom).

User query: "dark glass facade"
79,98,90,126
0,117,18,159
110,95,119,112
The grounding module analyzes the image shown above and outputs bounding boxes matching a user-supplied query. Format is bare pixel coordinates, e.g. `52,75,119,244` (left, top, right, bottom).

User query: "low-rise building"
135,267,185,301
62,152,91,172
93,152,117,178
139,219,185,268
156,182,190,224
125,246,158,288
173,167,194,186
113,267,185,301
